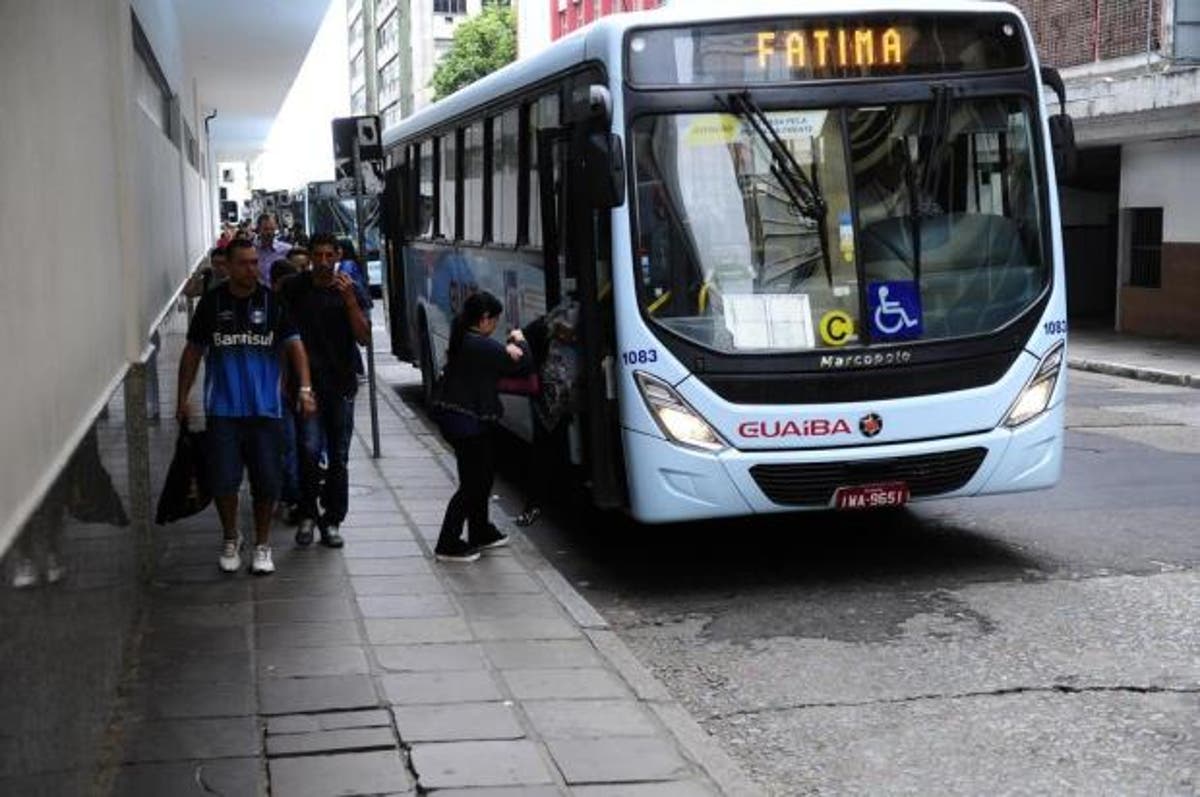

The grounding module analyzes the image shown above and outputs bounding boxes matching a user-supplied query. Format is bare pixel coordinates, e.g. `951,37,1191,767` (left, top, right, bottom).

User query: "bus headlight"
1004,342,1065,428
634,371,727,452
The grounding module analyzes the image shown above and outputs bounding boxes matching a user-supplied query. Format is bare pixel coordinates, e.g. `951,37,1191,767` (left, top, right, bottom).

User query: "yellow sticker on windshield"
684,111,829,148
819,310,855,346
684,115,741,146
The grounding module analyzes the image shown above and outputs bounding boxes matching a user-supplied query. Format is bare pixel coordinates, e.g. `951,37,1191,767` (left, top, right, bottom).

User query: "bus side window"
439,131,457,240
418,140,435,239
528,93,560,251
492,108,520,246
462,121,485,243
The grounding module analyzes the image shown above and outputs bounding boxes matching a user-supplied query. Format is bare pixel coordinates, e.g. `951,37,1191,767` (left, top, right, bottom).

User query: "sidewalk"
107,320,756,796
1068,328,1200,388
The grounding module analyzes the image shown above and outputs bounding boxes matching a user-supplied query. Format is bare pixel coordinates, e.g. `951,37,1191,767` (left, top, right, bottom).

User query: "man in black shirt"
282,232,371,548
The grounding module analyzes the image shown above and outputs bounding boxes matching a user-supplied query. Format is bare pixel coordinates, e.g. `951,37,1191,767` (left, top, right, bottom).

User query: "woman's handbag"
496,373,541,397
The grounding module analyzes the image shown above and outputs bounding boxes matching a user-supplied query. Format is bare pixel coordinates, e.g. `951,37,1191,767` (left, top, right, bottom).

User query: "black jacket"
436,332,531,422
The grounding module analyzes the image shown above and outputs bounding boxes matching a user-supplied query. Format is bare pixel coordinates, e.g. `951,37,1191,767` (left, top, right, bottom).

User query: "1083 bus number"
621,349,658,365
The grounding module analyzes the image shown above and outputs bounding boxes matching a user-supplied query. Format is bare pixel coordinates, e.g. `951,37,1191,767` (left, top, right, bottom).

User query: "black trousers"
522,417,566,510
438,431,496,548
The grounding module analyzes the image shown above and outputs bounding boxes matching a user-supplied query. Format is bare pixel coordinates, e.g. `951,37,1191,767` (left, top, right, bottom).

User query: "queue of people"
179,212,580,573
175,237,315,575
177,215,373,575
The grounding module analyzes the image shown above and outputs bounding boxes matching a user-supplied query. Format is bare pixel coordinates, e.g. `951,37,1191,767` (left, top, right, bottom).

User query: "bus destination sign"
753,26,905,72
627,14,1027,87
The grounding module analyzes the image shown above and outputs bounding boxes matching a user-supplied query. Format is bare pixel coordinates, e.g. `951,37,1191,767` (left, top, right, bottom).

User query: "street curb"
1068,358,1197,388
533,565,609,630
372,370,761,797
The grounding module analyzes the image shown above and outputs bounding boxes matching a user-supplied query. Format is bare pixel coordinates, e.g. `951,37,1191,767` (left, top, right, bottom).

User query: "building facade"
519,0,662,56
550,0,662,40
0,1,329,786
350,0,487,131
1014,0,1200,339
0,0,213,554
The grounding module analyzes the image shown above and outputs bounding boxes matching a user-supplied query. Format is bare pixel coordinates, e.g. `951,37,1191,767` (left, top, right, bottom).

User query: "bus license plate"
832,482,910,510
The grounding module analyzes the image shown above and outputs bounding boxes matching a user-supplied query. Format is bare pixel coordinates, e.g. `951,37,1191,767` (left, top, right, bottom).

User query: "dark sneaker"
320,524,344,549
435,538,480,563
470,525,509,551
295,518,315,547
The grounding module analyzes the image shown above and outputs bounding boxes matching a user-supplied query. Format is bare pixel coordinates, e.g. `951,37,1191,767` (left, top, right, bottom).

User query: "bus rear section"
613,5,1072,523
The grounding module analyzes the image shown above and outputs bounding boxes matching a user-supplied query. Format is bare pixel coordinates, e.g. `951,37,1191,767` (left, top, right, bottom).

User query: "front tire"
419,321,436,407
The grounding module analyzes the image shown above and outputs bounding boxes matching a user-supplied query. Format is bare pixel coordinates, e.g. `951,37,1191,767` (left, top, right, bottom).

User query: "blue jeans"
299,393,355,528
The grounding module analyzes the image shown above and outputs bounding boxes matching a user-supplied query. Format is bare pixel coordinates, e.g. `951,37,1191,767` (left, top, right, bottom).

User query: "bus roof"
381,0,1024,147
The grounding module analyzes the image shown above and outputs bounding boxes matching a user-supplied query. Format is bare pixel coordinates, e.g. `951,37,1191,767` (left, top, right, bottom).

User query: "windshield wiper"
719,91,833,287
909,84,957,283
920,84,956,204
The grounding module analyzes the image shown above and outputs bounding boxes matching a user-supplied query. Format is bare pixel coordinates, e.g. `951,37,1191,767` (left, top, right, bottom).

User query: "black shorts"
207,416,284,500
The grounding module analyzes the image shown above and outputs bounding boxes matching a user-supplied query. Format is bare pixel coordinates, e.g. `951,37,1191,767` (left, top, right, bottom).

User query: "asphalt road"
404,370,1200,795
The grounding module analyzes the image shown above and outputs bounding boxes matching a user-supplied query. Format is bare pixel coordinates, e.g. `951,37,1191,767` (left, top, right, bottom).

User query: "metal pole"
1146,0,1155,68
353,137,382,459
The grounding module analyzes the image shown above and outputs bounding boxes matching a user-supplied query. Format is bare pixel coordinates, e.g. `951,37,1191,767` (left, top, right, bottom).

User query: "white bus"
379,0,1076,523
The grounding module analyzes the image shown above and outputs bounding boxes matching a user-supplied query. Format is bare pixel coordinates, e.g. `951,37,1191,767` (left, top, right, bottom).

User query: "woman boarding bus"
379,1,1076,523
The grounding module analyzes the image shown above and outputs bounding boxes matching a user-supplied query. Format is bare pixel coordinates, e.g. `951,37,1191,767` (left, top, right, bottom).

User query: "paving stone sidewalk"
110,322,755,796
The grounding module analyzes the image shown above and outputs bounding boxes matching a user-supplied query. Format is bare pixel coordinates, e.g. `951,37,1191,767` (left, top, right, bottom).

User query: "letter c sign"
819,310,854,347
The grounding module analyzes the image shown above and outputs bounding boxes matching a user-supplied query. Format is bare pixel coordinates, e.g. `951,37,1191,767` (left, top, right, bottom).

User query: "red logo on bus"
859,413,883,438
738,419,853,438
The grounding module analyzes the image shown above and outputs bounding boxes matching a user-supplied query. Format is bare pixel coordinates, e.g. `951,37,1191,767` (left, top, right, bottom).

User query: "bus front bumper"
621,402,1064,524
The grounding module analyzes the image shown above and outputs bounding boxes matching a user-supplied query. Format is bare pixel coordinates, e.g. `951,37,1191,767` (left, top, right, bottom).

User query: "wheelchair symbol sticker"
867,282,923,341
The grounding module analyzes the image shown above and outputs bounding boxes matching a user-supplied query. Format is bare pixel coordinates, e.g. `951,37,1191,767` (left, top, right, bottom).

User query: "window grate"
1129,208,1163,288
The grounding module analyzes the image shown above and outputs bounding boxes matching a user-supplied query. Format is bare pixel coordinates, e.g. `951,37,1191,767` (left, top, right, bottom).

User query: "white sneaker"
11,557,38,589
218,533,243,573
250,545,275,575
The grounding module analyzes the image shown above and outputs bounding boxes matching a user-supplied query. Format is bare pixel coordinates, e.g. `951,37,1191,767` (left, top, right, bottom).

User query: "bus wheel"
419,323,436,407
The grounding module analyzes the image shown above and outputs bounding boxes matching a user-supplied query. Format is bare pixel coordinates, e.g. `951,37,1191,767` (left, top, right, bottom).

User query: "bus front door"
538,126,625,508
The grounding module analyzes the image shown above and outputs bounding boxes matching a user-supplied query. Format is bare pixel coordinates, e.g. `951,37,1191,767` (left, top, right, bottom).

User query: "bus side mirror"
1049,114,1077,183
583,133,626,209
1040,66,1078,183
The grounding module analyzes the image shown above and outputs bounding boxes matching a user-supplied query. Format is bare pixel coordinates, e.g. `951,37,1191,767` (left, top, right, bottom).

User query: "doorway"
1059,146,1120,328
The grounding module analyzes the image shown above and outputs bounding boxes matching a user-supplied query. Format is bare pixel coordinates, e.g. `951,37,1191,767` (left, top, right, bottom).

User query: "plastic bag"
155,429,211,524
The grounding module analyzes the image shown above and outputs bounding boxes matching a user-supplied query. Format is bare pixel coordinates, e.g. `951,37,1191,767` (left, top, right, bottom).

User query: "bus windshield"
631,96,1047,353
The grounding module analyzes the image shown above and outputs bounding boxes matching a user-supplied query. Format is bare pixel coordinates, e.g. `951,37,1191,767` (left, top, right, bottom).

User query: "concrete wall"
0,0,207,552
1120,138,1200,243
518,0,552,59
1118,137,1200,338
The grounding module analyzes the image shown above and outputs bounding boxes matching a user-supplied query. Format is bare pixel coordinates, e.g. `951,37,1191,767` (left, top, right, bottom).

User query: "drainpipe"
204,109,218,230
